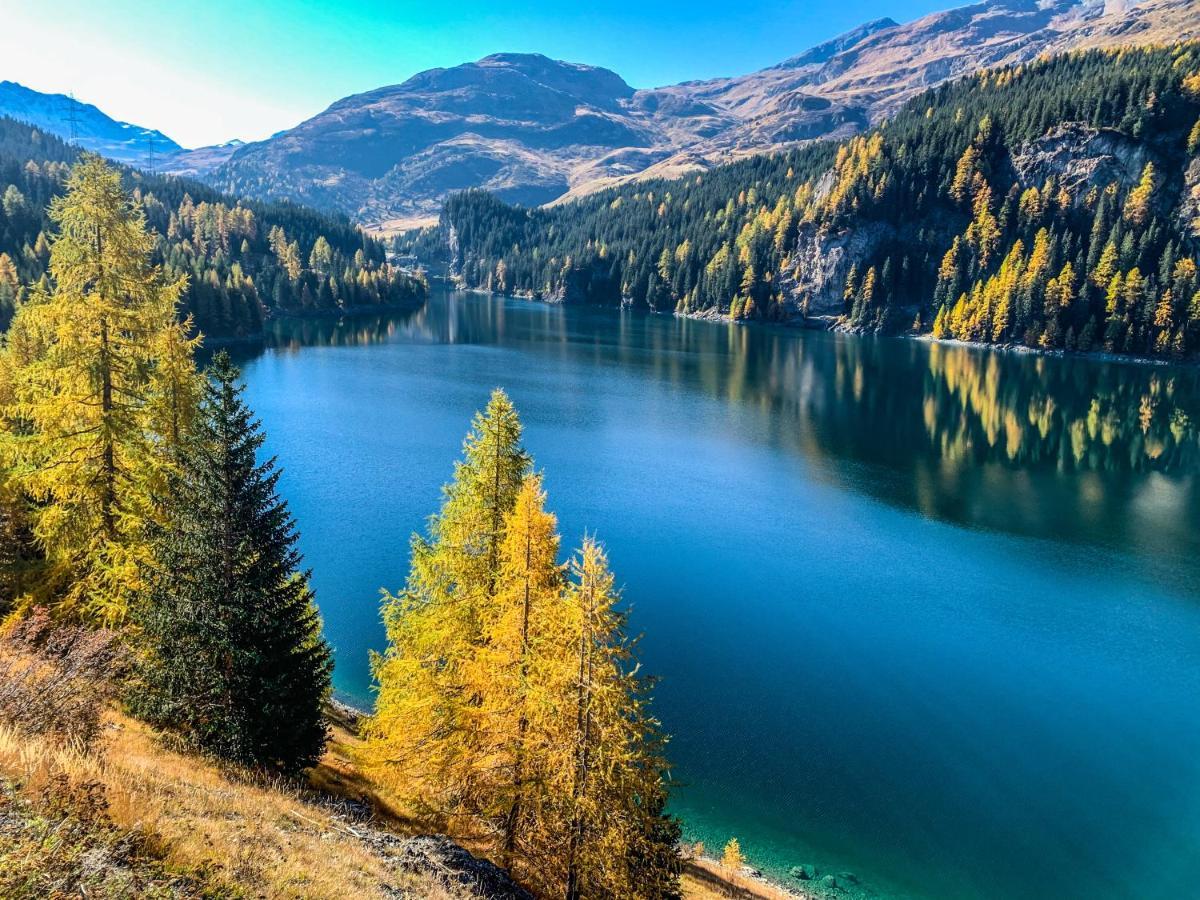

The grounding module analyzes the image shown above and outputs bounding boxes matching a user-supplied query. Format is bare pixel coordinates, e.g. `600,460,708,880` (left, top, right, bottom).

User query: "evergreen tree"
0,118,426,341
130,352,331,772
428,46,1200,360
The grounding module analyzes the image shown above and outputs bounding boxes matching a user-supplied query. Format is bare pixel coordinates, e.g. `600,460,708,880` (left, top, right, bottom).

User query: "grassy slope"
0,710,482,899
0,703,788,899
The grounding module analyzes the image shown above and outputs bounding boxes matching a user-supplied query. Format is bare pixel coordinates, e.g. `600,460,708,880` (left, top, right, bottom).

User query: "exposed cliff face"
783,223,893,317
1009,123,1155,197
183,0,1199,228
1180,158,1200,238
778,115,1192,327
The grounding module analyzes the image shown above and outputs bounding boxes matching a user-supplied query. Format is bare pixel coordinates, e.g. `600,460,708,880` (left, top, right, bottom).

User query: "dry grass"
0,713,468,899
0,707,792,900
681,857,814,900
0,631,773,900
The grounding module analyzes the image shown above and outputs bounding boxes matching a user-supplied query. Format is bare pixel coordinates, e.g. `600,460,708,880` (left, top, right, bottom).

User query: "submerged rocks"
790,863,818,881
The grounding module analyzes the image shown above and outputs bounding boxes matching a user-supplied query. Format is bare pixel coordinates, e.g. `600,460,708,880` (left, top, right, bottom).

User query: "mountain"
159,139,244,177
0,80,182,168
202,0,1199,230
204,53,654,230
0,117,425,338
433,45,1200,361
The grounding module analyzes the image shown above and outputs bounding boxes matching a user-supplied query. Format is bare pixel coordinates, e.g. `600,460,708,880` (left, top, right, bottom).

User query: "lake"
231,285,1200,899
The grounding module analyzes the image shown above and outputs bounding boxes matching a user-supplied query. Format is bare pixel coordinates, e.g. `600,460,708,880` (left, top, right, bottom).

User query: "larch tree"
368,393,679,897
722,838,745,892
558,538,681,900
468,473,569,873
0,154,188,622
130,352,331,772
366,388,531,817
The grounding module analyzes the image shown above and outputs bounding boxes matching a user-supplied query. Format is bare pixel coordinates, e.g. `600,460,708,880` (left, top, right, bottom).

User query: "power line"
63,92,80,146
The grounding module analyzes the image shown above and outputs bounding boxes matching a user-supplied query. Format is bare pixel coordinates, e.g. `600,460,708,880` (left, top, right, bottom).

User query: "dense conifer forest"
426,46,1200,360
0,118,426,338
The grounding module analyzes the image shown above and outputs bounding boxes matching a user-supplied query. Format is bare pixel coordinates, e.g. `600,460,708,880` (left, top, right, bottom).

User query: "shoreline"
446,281,1196,369
673,306,1195,369
200,298,429,349
325,696,869,899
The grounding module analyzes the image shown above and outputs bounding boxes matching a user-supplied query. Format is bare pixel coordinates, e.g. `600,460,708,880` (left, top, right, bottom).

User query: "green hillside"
431,46,1200,360
0,118,425,338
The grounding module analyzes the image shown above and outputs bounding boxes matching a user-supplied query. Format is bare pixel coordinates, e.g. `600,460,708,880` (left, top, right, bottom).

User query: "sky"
0,0,954,149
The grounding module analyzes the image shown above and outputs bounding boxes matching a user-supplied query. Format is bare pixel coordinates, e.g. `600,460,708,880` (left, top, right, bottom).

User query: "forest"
0,118,426,338
0,156,680,900
423,46,1200,360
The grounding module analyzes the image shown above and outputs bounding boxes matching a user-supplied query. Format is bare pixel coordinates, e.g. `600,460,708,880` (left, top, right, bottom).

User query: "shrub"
0,608,126,749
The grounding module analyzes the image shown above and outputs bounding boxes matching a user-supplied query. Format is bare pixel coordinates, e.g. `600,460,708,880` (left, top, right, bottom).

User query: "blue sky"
0,0,953,148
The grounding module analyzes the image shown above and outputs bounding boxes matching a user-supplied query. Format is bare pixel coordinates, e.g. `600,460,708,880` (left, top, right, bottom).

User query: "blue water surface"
232,287,1200,899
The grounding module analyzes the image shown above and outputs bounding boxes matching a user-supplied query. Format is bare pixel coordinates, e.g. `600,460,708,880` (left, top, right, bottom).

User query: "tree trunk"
96,223,116,540
502,525,534,869
565,585,594,900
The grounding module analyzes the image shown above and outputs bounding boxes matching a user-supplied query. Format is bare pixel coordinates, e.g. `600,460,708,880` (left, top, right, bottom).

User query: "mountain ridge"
0,80,181,169
201,0,1197,229
5,0,1195,229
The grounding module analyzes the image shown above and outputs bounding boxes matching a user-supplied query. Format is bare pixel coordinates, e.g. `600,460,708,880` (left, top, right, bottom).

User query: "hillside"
0,81,181,169
0,625,791,900
430,45,1200,361
0,623,533,900
196,0,1198,228
0,118,426,338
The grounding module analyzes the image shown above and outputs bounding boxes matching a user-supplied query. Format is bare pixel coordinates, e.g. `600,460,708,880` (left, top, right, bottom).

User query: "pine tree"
367,388,531,814
130,352,331,772
0,155,187,621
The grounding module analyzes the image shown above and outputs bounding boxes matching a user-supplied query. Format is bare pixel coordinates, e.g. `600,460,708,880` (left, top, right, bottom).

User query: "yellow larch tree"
0,154,190,622
369,395,680,898
366,388,531,819
468,473,569,873
555,537,680,900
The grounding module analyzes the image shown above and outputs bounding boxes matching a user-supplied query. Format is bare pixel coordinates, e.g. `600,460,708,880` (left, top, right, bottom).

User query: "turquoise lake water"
231,286,1200,899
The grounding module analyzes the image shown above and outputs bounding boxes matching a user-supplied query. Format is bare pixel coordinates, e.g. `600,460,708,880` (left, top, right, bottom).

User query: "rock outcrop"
782,222,893,316
1010,122,1155,197
1179,158,1200,238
